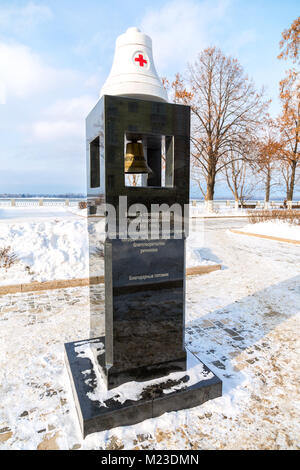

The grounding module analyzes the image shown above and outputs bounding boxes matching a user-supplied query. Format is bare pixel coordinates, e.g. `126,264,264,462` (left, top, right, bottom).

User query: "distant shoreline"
0,196,299,202
0,195,85,199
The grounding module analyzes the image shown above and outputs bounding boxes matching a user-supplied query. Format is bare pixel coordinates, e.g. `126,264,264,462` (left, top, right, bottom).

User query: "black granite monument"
65,95,222,438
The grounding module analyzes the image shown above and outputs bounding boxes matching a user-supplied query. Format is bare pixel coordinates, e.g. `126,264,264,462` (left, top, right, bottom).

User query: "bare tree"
278,16,300,64
277,17,300,201
253,119,283,202
277,70,300,202
222,144,255,204
280,157,300,201
170,48,269,201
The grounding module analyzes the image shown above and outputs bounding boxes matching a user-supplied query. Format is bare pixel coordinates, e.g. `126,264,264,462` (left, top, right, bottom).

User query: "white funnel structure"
100,27,168,102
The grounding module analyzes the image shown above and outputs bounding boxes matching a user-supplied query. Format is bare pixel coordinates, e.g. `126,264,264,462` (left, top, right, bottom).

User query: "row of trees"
164,17,300,202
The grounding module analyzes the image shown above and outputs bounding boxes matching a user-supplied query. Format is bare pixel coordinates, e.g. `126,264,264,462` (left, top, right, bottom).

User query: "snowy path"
0,219,299,449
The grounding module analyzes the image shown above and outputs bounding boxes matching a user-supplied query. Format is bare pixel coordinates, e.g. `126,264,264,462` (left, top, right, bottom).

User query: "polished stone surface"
103,238,187,388
85,96,191,389
86,96,190,210
65,337,222,438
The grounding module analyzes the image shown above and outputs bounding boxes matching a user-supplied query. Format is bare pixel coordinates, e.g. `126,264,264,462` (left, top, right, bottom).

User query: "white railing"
190,199,300,208
0,198,299,210
0,199,11,206
0,198,85,207
189,199,300,217
43,200,66,207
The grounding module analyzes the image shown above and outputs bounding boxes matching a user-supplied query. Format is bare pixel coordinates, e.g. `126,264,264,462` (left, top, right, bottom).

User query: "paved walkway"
0,219,299,450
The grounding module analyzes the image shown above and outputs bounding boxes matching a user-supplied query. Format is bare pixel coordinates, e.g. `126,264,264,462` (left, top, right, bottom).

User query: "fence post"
205,200,214,212
39,199,43,206
65,199,69,206
287,200,292,210
11,199,15,207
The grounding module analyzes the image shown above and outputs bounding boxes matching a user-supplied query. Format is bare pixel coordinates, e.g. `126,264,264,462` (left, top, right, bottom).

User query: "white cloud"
141,0,232,73
0,42,79,100
74,32,104,56
45,96,95,120
32,120,82,141
85,67,105,90
0,1,53,33
0,81,6,104
228,29,258,54
31,95,95,141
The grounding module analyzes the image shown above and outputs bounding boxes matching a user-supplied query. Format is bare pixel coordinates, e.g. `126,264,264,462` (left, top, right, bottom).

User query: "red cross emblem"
134,53,147,67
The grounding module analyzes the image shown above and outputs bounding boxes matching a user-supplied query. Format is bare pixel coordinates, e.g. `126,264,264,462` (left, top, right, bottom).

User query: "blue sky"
0,0,299,195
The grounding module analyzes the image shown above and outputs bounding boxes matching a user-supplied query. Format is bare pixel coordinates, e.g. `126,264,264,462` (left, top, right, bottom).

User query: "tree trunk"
265,168,271,202
287,160,297,201
205,159,216,201
205,182,215,200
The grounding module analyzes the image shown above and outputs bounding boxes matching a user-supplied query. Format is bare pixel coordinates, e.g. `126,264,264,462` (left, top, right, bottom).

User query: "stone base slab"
65,337,222,438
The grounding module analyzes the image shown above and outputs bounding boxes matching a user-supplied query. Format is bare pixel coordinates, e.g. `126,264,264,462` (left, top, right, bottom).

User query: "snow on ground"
0,218,89,285
74,339,213,406
238,220,300,241
190,206,249,218
0,218,299,449
0,209,216,285
0,207,78,222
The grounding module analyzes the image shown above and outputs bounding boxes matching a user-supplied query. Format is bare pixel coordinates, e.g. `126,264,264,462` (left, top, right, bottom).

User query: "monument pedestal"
65,337,222,438
64,94,223,438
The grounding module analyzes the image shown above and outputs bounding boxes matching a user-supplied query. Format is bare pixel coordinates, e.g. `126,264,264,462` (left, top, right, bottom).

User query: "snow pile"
239,220,300,241
74,339,213,405
0,219,89,285
187,231,216,266
0,216,216,286
190,204,249,218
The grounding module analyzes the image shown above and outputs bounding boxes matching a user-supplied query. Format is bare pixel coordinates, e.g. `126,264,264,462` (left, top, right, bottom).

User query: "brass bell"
124,141,152,174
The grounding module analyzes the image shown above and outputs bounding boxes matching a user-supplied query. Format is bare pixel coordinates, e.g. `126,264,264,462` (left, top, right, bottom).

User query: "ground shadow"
196,247,223,265
185,273,300,394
